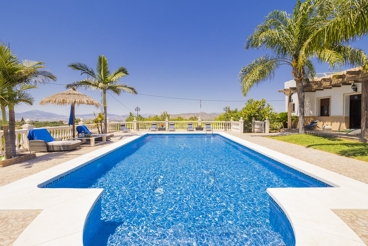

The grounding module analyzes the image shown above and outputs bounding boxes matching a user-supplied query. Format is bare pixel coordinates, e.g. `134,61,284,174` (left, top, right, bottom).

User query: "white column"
21,119,34,151
265,118,270,134
239,117,244,133
165,117,169,130
133,117,137,131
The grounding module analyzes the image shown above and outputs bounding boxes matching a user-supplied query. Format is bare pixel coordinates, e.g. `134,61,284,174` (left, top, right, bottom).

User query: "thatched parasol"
39,87,101,138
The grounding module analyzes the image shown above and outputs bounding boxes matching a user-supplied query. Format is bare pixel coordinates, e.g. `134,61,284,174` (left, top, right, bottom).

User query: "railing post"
252,117,255,133
230,117,233,131
239,117,244,133
133,117,137,131
265,118,270,134
165,117,169,131
198,117,201,127
106,118,110,133
21,119,34,151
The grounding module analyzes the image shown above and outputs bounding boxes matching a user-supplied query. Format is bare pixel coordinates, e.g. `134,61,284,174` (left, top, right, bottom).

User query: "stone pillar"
133,117,137,131
165,117,169,130
239,117,244,133
198,117,201,127
106,118,110,133
78,118,84,125
252,117,255,133
21,119,34,151
230,117,233,131
265,118,270,134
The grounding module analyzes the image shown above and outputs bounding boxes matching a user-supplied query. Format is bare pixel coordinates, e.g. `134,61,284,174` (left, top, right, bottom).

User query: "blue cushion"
27,128,54,142
76,125,92,135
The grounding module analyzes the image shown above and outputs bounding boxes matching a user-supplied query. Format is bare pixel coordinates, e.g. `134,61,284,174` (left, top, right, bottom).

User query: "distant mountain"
15,110,66,121
14,110,220,121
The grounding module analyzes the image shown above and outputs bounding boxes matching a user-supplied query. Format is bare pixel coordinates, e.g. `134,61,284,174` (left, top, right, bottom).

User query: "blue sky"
1,1,368,118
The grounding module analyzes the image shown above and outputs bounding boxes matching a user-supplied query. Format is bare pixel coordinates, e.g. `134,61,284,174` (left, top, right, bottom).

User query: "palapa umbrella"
39,87,101,138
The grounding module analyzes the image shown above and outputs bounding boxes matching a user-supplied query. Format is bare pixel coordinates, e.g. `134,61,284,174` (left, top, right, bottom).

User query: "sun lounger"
346,129,361,135
168,123,175,131
187,123,194,131
150,123,157,131
205,123,213,133
304,120,319,130
27,128,81,152
76,125,113,140
120,124,130,133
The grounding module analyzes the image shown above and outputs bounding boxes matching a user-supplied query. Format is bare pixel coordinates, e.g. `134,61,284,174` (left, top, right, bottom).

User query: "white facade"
283,80,362,130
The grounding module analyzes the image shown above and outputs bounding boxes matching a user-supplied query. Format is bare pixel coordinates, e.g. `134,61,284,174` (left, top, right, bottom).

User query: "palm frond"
317,45,368,68
107,84,138,95
303,59,316,79
310,0,368,46
109,67,129,82
97,55,110,83
246,10,295,55
68,62,96,78
239,55,281,96
66,79,100,91
12,90,34,106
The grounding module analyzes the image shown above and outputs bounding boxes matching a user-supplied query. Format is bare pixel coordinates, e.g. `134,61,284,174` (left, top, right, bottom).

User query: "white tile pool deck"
1,131,368,245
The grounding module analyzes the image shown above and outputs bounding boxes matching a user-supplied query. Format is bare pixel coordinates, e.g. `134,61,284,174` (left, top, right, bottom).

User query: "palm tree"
0,44,56,158
67,55,137,134
0,44,18,158
239,0,368,134
6,85,35,157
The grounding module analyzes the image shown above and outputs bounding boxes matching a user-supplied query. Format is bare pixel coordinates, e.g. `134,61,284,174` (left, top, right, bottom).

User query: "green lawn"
269,134,368,162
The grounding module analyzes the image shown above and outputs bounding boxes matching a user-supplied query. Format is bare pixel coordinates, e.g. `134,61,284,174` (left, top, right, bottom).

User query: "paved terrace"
0,131,367,245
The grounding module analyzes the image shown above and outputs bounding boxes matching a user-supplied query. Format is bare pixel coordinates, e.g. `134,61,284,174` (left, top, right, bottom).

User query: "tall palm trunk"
103,90,107,134
293,67,305,134
8,103,17,157
1,105,11,159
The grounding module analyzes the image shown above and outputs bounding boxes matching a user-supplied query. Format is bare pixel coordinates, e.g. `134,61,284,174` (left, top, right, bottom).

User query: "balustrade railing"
0,118,245,155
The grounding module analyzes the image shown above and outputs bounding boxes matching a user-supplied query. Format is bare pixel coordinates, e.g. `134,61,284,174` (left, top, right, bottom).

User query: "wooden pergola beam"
278,88,296,129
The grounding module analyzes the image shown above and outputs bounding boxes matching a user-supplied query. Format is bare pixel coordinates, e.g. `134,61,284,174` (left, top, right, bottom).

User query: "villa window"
320,98,330,116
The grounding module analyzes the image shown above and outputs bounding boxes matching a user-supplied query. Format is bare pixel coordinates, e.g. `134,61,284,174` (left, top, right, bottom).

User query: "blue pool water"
45,134,330,245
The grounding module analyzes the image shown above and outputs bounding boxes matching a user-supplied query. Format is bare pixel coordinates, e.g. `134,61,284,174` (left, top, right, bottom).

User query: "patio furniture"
205,123,213,133
76,125,113,140
168,123,175,131
120,124,130,133
304,120,319,130
77,135,107,147
187,123,194,131
27,128,81,152
150,123,157,131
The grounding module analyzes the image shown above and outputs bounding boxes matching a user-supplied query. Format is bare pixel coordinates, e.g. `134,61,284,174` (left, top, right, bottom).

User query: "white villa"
281,67,368,131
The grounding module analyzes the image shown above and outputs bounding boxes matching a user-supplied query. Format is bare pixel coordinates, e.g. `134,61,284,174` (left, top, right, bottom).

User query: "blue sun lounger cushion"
27,128,54,142
76,125,92,135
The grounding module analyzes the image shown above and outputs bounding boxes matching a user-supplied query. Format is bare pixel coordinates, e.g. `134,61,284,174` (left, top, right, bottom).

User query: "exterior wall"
284,81,363,130
283,80,299,115
305,116,348,131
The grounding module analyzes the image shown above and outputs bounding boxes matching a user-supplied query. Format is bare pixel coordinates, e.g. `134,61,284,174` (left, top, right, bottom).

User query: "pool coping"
0,132,367,245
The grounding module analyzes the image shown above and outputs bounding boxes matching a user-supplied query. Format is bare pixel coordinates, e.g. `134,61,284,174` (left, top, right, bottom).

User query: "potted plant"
158,123,166,131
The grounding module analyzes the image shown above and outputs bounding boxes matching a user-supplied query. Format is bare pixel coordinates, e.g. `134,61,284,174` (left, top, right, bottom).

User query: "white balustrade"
0,119,247,155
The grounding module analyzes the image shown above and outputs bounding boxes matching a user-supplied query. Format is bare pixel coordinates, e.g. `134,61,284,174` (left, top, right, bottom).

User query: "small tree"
240,99,275,132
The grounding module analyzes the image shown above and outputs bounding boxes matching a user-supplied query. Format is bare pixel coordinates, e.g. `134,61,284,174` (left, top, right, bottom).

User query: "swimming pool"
45,134,329,245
